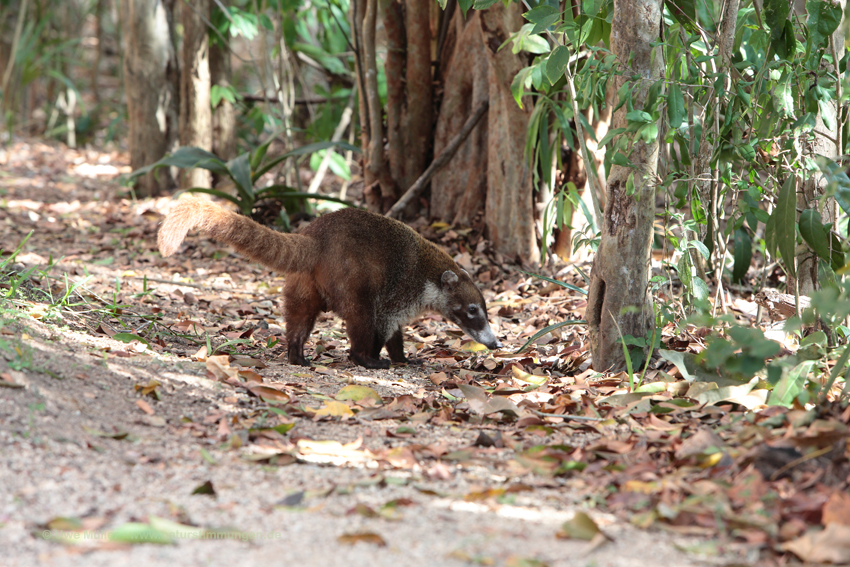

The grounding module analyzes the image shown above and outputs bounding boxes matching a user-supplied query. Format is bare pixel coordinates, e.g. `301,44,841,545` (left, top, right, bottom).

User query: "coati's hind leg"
346,312,390,369
284,274,325,366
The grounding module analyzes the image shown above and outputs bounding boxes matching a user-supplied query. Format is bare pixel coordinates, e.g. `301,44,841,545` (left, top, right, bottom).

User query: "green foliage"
128,139,360,228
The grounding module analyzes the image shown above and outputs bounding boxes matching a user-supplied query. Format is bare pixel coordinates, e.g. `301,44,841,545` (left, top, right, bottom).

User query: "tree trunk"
586,0,663,371
121,0,179,197
210,23,236,166
793,0,845,295
179,0,212,189
431,6,539,264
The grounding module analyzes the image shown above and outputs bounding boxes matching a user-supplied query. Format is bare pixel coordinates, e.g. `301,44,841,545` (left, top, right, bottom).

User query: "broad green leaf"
774,176,797,279
546,45,570,85
226,152,253,199
768,360,815,407
691,277,710,301
732,228,752,283
773,77,794,118
510,67,534,109
667,82,685,128
799,209,832,264
129,146,230,181
524,5,561,34
253,141,360,180
667,0,697,32
807,0,843,53
625,110,653,124
597,127,626,148
458,0,473,16
763,0,791,43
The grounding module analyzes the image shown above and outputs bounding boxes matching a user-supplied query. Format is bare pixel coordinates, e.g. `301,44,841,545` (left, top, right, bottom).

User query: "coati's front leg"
385,328,414,364
284,275,325,366
346,313,390,369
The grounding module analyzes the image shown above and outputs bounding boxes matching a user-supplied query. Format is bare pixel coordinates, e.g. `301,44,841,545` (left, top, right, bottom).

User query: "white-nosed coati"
157,198,502,369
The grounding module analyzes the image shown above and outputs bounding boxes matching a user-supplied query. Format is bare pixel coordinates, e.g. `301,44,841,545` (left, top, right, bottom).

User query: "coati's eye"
467,305,477,316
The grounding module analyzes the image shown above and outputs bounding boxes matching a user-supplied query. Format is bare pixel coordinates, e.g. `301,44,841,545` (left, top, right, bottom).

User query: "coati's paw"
350,352,391,369
288,352,310,366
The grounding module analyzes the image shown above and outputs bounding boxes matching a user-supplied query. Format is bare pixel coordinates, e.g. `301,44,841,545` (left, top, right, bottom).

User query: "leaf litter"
0,139,849,566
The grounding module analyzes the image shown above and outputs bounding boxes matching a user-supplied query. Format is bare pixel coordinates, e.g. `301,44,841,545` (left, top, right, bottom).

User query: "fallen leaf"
338,532,386,546
136,399,154,415
781,523,850,563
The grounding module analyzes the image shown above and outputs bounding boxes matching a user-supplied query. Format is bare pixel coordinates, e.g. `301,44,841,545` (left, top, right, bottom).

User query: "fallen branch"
386,99,489,219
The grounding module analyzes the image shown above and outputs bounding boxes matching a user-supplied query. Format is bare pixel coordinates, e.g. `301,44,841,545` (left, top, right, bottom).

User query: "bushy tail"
157,197,319,274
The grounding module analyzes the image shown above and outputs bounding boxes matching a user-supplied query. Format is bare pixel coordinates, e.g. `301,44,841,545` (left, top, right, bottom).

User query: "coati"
157,198,502,369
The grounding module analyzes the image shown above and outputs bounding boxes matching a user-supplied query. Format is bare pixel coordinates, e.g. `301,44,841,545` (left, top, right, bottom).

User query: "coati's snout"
440,270,502,351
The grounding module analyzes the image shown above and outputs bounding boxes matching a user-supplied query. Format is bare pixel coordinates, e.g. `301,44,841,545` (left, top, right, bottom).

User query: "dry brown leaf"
135,399,154,415
781,523,850,563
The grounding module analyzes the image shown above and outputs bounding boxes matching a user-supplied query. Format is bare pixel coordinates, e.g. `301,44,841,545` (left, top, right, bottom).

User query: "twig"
532,410,603,422
386,99,489,218
1,0,29,102
241,94,350,105
307,91,355,194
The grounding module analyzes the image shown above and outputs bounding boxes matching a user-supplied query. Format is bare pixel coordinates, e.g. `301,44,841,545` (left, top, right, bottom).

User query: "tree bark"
586,0,663,371
121,0,179,197
431,7,538,263
179,0,212,189
210,20,236,166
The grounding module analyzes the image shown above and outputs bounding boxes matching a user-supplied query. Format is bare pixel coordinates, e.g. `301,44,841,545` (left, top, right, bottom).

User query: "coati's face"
439,270,502,350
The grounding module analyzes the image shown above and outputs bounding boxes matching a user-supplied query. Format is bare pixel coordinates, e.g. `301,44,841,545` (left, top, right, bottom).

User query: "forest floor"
0,138,848,567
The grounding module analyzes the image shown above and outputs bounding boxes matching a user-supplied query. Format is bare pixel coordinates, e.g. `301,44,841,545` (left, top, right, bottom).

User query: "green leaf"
691,277,710,301
667,0,697,32
129,146,230,181
774,176,797,279
763,0,791,43
524,5,561,34
112,333,151,347
807,0,842,53
457,0,473,16
516,320,586,353
597,127,626,148
768,360,815,407
667,82,685,128
517,269,588,295
732,229,752,283
799,209,831,263
625,110,653,124
253,141,360,180
546,45,570,85
510,67,534,109
108,522,174,544
773,77,794,118
226,152,253,200
473,0,500,9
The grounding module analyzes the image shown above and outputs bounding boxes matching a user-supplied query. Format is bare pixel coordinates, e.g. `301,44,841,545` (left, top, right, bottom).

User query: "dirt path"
0,139,793,566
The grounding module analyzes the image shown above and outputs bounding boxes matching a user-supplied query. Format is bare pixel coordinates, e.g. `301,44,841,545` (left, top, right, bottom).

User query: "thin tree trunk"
210,25,236,166
586,0,663,371
401,0,432,192
121,0,179,197
793,0,845,295
179,0,212,189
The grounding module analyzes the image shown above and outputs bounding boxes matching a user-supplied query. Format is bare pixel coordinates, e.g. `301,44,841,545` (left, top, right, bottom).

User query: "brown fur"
158,198,501,368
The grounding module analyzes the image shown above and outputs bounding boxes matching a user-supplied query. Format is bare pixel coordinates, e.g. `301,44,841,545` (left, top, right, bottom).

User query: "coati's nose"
494,339,503,349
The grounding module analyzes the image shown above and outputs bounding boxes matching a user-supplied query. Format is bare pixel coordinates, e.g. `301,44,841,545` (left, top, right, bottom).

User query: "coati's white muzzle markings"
157,197,502,369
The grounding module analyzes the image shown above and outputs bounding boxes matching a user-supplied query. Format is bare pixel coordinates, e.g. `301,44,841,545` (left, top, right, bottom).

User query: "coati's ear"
441,270,458,288
460,269,469,277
